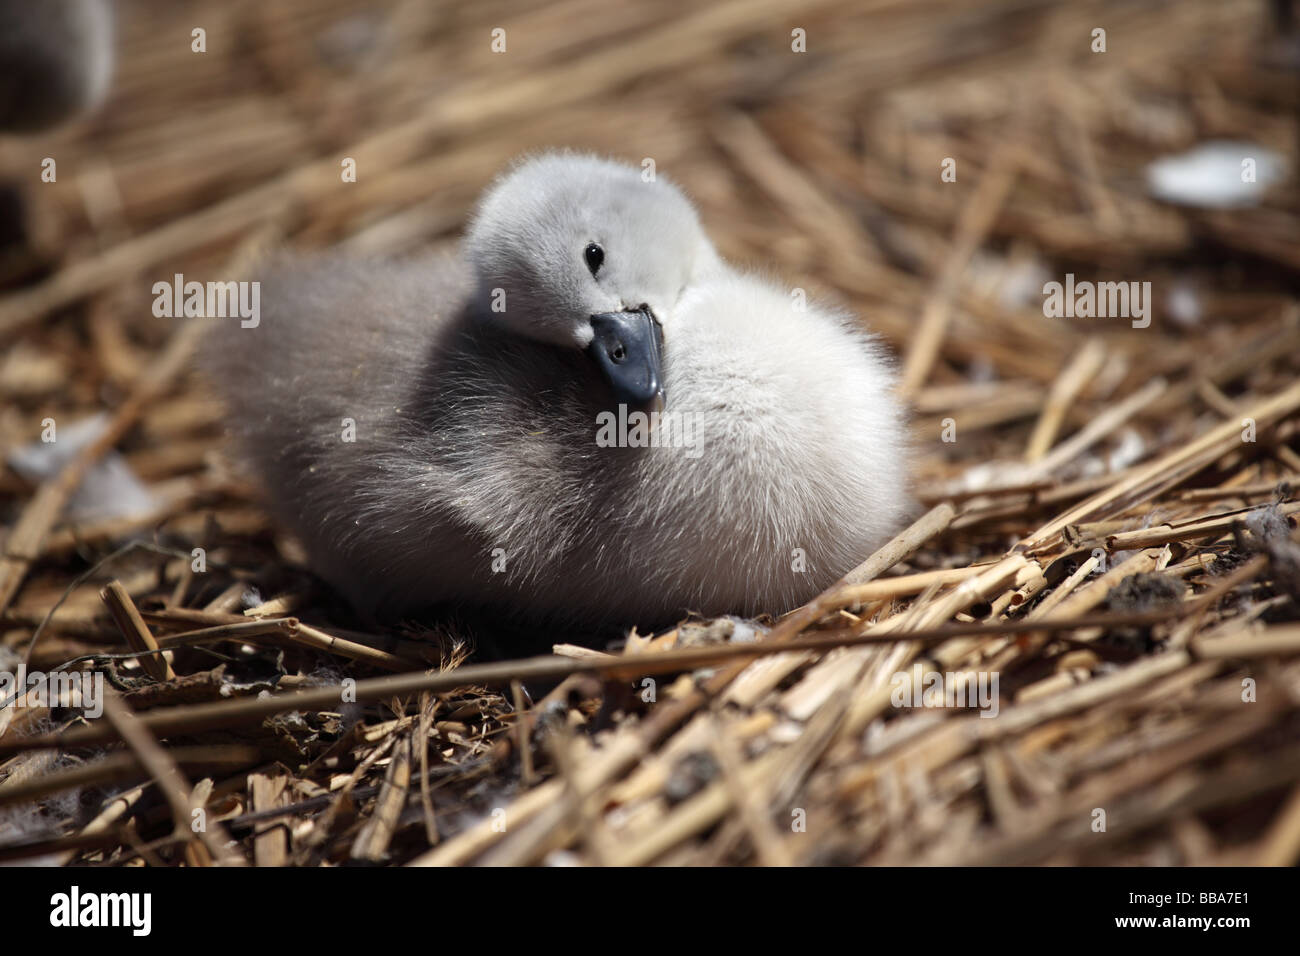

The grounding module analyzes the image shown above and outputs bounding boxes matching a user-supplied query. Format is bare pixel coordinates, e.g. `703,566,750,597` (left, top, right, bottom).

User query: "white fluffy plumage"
203,152,910,629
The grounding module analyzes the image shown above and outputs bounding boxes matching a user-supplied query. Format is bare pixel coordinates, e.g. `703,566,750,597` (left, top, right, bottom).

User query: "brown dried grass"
1,0,1299,866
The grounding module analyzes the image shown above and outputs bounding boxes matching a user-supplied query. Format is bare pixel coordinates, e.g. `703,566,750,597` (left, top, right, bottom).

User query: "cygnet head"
464,151,721,407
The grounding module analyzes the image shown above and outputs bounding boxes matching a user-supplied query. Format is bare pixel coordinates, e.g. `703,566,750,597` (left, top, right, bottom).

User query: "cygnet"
203,152,909,630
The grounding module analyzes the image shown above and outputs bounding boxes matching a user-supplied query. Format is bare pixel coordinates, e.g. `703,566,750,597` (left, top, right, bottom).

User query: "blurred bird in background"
0,0,115,133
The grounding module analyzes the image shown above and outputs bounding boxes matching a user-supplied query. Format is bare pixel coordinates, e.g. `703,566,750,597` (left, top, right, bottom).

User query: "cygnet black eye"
584,242,604,277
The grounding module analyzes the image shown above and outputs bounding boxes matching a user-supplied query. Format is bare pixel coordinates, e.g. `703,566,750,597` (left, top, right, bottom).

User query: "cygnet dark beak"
587,307,665,409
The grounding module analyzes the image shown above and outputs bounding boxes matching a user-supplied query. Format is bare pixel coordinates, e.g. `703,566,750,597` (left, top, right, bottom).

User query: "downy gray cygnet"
204,152,909,629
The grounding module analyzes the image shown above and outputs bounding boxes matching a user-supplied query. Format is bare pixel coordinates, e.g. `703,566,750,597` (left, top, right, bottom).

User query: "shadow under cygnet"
0,0,115,132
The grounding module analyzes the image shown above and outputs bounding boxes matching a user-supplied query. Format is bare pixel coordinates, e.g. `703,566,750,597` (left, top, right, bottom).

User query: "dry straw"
0,0,1298,865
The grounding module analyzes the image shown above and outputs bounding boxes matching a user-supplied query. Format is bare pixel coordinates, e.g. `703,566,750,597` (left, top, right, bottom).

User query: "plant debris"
1,0,1299,866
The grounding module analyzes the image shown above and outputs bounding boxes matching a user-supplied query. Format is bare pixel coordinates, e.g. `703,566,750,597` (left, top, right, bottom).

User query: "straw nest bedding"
1,0,1299,865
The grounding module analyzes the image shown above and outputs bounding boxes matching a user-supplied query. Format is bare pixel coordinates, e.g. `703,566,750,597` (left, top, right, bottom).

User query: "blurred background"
1,0,1297,508
1,0,1300,866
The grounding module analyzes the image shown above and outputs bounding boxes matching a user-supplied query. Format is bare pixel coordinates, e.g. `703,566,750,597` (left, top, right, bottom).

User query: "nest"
1,0,1300,866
